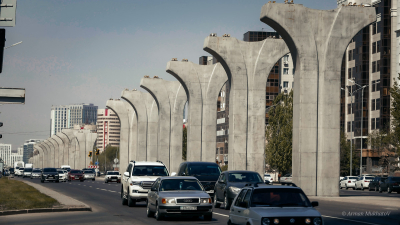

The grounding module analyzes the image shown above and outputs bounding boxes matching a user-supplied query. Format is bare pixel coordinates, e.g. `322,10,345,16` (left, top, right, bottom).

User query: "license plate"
112,179,116,181
206,190,214,193
180,206,197,210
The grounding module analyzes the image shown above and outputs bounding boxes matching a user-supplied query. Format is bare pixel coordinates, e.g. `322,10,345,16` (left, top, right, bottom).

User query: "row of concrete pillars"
29,129,97,170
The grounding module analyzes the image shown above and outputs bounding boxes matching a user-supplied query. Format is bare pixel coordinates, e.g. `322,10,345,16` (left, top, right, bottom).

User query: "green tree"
265,90,293,175
182,127,187,160
340,131,359,176
97,145,119,172
368,130,398,174
390,74,400,154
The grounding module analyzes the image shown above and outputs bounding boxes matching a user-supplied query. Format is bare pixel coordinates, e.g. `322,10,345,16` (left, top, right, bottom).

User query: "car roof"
159,176,198,180
244,184,301,190
223,170,259,174
131,161,165,166
183,161,218,165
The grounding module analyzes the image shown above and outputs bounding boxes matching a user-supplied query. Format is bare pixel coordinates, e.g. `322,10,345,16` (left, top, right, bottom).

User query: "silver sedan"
146,176,213,221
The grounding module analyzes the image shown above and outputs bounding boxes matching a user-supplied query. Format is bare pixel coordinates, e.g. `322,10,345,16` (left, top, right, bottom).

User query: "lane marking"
96,188,100,189
109,190,116,193
322,215,382,225
89,186,92,188
213,212,229,218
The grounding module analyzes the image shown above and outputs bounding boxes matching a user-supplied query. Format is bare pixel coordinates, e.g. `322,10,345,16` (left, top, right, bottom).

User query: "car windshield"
264,174,270,177
70,170,83,174
251,188,311,207
43,168,57,172
83,170,93,174
348,177,358,180
107,172,119,175
57,171,63,174
19,168,24,171
159,179,203,191
24,168,32,172
228,173,263,182
188,165,221,176
365,177,374,180
15,167,19,170
32,170,41,173
132,166,169,176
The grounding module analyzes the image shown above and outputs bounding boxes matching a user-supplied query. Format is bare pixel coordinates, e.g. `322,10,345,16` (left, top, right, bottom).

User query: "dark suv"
175,162,221,198
214,170,264,209
369,176,387,192
41,168,60,183
379,176,400,193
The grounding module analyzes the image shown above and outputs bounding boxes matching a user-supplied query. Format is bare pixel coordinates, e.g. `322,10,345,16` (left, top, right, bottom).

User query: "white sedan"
264,174,274,184
355,176,375,190
57,169,67,182
340,176,358,190
280,174,292,184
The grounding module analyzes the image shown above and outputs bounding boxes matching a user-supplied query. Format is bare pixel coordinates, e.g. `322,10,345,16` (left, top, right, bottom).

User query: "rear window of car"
24,168,32,172
251,188,311,207
264,174,271,177
107,172,119,175
43,168,57,172
228,173,263,182
32,170,41,172
365,177,374,180
348,177,358,179
70,170,83,174
83,170,93,174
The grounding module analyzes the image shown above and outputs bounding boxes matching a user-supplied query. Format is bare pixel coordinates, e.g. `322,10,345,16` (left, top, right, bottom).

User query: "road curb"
0,206,92,216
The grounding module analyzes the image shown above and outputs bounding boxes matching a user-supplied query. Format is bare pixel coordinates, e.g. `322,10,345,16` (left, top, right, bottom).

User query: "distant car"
41,168,60,183
30,169,42,179
9,168,14,175
264,174,274,184
22,168,33,178
105,171,121,183
214,171,264,210
227,183,323,225
68,170,84,182
83,170,96,181
379,176,400,193
146,176,213,221
369,176,387,192
280,174,292,184
57,169,67,182
355,176,375,190
340,176,344,181
339,176,358,190
15,167,24,177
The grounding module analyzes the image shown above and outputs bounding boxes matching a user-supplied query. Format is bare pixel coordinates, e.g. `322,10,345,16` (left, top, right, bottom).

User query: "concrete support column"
106,99,135,173
48,137,59,168
34,146,44,168
140,78,187,172
62,129,77,169
260,3,375,196
166,62,228,163
44,140,55,168
121,90,148,161
52,135,64,168
76,132,87,170
85,132,98,167
40,142,50,168
57,132,70,166
203,37,288,175
143,92,159,161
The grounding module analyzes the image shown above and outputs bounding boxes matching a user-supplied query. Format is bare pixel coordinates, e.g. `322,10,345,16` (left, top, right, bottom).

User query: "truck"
25,163,33,169
14,161,25,176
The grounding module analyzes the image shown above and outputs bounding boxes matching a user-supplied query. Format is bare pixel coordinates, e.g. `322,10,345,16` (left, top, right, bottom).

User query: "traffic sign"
0,0,17,27
88,165,98,168
114,158,119,164
95,161,98,165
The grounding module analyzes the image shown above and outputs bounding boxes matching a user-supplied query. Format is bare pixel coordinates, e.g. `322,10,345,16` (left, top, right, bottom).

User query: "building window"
371,99,375,111
348,103,352,114
348,68,352,79
376,118,380,129
377,41,380,53
372,42,376,54
348,49,352,61
371,118,376,130
372,22,377,35
347,121,352,132
372,80,376,92
377,60,380,72
372,62,376,73
283,82,288,88
376,98,380,110
283,68,289,75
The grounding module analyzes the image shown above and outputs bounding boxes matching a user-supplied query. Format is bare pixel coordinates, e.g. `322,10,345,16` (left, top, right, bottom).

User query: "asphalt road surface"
1,177,399,225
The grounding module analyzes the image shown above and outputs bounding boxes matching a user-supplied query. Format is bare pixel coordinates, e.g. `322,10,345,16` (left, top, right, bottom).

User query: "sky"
0,0,337,150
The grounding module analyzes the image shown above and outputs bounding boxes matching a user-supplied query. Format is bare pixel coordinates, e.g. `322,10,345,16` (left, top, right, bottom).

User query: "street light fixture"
4,41,22,49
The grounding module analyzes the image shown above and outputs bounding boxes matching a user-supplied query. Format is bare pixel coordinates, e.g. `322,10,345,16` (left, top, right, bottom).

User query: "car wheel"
397,191,400,194
228,219,233,225
340,184,342,189
105,180,108,183
155,203,163,221
121,186,128,205
146,201,154,217
388,187,392,193
361,185,364,191
375,186,377,192
56,180,59,183
224,193,231,210
93,179,95,181
41,180,44,183
379,186,382,193
345,185,348,190
80,180,84,182
128,196,136,207
214,194,221,208
204,214,212,221
31,177,32,179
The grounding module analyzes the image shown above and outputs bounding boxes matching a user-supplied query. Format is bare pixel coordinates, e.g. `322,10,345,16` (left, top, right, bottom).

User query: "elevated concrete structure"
75,132,87,170
40,141,50,168
37,143,48,167
52,135,64,168
48,137,59,168
34,146,44,168
57,132,70,166
85,132,97,168
106,99,136,173
166,61,228,163
121,90,147,161
62,129,77,169
203,36,289,175
260,3,375,196
140,78,187,172
44,139,55,168
143,92,159,161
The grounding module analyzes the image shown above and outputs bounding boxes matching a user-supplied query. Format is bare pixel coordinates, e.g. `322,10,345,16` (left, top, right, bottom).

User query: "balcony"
217,118,225,124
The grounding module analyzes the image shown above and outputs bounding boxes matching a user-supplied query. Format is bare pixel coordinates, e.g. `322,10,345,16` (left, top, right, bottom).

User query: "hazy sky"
1,0,336,149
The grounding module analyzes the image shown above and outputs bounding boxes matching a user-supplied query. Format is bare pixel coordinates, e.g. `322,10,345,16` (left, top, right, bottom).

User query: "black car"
379,176,400,193
9,168,14,175
369,176,386,191
214,171,264,209
175,162,221,198
41,168,60,183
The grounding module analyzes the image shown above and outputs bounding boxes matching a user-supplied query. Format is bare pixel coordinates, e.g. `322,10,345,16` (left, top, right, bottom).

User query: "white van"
61,165,71,170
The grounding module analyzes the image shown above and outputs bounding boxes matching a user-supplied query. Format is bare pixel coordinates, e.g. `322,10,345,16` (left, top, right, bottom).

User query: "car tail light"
348,181,351,183
271,178,273,180
394,183,398,186
365,180,369,182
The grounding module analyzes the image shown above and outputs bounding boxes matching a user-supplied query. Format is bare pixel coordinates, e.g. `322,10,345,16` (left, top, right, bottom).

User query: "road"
1,177,399,225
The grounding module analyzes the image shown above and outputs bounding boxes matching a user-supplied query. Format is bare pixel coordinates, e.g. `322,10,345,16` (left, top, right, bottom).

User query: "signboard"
95,161,98,165
0,0,16,27
0,88,25,104
88,165,98,169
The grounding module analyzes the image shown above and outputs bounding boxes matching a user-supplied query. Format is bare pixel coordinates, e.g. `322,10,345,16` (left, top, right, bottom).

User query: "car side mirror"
311,201,319,207
239,201,248,208
119,173,121,175
171,172,177,176
124,172,129,177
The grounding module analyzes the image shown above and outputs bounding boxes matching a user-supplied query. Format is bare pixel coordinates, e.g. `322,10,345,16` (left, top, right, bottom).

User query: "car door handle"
237,211,241,213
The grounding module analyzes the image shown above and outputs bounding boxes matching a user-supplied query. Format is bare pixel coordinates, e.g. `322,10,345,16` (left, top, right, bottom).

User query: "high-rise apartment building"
22,139,43,164
96,109,120,152
279,53,295,93
339,0,397,174
50,103,98,136
0,143,12,167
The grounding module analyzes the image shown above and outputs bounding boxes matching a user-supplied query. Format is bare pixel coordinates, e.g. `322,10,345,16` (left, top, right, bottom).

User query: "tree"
182,127,187,160
340,131,359,176
368,130,398,174
97,145,119,172
265,90,293,175
390,74,400,154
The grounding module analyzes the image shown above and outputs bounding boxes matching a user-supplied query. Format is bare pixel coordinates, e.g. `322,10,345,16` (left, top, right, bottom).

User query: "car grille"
201,181,216,191
141,181,154,189
110,176,118,179
176,198,200,203
263,217,321,225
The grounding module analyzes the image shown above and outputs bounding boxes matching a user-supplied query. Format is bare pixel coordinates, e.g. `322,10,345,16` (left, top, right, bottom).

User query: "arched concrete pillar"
203,36,289,176
143,92,159,162
52,135,64,168
57,132,70,166
140,78,187,172
85,132,98,167
62,129,77,169
34,145,44,168
260,3,375,196
48,137,59,168
75,131,88,170
44,139,55,168
40,142,50,168
121,90,147,161
106,99,135,173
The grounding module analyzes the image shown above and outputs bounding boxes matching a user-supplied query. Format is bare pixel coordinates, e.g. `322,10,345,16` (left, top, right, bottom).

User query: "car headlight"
229,186,242,195
313,217,322,225
130,181,141,186
262,218,270,225
161,198,175,204
201,198,212,204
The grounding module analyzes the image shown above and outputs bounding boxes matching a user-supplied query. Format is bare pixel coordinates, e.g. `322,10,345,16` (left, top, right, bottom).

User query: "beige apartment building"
96,109,120,152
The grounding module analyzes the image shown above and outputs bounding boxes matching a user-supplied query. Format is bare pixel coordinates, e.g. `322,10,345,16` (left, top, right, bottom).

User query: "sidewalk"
0,179,91,216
